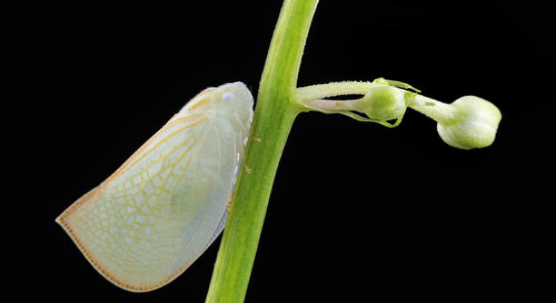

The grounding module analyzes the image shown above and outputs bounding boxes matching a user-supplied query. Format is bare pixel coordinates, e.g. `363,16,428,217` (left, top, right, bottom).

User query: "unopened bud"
437,96,502,149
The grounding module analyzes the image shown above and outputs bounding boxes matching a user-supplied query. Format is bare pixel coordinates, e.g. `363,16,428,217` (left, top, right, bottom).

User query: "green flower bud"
360,85,411,121
437,96,502,150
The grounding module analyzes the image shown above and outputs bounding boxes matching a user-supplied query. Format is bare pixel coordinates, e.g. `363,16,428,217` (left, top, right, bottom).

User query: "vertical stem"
205,0,318,302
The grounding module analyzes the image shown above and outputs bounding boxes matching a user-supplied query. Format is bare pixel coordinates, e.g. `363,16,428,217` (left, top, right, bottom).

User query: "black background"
4,0,555,302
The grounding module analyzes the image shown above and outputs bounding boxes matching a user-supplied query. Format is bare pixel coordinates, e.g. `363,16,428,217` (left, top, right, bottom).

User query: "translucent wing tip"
55,190,172,293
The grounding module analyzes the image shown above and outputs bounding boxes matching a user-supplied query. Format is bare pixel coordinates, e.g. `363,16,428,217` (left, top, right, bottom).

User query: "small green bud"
360,85,411,121
437,96,502,149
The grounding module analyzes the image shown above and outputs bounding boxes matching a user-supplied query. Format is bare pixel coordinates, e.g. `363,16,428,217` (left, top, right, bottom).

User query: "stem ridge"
205,1,319,302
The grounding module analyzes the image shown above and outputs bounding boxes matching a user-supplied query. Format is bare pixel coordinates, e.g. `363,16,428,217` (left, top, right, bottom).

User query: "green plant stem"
295,81,378,102
205,0,318,302
409,94,457,123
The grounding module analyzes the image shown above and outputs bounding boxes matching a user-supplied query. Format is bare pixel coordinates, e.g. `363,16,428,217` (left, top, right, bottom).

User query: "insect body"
56,82,254,292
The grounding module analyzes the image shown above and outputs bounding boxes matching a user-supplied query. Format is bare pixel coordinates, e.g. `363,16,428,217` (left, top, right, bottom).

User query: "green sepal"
373,77,421,93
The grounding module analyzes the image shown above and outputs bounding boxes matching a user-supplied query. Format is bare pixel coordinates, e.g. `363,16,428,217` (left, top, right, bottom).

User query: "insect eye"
222,92,234,103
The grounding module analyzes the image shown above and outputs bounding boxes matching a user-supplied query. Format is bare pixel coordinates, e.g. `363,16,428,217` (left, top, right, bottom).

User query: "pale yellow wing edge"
55,185,226,292
55,87,219,292
55,187,158,292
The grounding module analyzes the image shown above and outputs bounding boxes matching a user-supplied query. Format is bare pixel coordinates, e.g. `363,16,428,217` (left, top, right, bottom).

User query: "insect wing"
56,90,240,292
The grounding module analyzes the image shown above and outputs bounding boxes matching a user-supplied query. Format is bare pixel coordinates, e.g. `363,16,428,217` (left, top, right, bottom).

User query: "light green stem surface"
295,81,378,103
205,0,318,302
409,94,457,124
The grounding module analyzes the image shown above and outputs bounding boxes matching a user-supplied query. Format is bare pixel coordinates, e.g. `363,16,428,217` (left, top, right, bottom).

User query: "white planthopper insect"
56,82,254,292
